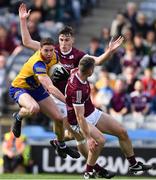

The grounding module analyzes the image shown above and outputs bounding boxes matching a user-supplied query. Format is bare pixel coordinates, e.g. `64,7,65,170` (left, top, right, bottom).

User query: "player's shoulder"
72,47,85,56
25,51,41,66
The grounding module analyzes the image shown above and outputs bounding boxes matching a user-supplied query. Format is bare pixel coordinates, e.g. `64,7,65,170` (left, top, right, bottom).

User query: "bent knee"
54,114,63,122
29,104,40,115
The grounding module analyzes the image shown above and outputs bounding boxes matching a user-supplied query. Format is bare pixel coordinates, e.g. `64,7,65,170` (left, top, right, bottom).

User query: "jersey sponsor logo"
63,64,74,69
69,55,74,59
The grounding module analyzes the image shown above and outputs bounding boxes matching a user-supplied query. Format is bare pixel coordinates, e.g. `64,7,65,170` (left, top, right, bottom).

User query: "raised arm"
90,36,124,65
19,3,40,50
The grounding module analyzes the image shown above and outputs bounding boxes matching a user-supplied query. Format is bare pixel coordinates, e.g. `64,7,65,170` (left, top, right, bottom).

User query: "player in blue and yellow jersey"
9,38,80,159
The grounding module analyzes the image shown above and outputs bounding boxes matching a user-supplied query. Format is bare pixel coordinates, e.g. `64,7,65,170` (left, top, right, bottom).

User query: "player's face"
40,45,54,63
59,34,74,53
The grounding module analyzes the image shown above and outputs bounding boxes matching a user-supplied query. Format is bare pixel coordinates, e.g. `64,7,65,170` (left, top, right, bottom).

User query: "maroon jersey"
122,56,140,69
65,68,95,125
130,91,150,112
54,45,85,94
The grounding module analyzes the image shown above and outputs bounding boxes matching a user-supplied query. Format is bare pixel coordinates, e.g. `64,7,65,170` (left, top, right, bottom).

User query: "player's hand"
107,36,124,53
52,67,70,83
87,137,98,152
19,3,31,20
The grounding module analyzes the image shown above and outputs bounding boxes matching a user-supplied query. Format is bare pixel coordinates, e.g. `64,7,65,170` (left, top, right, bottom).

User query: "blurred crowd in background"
87,0,156,129
0,0,156,131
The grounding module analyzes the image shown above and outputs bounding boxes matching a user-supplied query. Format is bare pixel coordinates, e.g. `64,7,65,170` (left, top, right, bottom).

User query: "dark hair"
79,56,95,73
134,32,143,38
40,38,55,47
59,26,74,36
91,37,100,43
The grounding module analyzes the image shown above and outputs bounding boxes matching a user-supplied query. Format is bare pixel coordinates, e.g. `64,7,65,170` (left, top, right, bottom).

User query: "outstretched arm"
38,75,65,103
19,3,40,50
90,36,124,65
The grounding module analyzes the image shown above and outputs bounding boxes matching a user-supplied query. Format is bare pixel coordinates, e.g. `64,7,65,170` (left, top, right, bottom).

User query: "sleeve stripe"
36,73,47,76
35,72,46,74
76,90,82,103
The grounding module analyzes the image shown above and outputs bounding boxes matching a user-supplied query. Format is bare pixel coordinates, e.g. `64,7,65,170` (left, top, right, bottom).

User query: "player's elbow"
22,39,30,48
22,38,34,50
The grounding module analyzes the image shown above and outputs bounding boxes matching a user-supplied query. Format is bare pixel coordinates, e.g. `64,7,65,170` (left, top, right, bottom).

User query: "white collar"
75,73,87,84
61,48,72,55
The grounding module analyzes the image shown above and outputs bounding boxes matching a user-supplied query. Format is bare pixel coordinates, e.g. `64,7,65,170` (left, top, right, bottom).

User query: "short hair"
90,37,100,43
79,56,95,73
59,26,74,36
40,38,55,47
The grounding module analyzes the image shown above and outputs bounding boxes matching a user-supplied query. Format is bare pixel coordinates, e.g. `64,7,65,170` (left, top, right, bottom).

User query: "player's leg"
96,112,153,172
82,109,117,178
38,96,80,159
84,123,105,179
96,113,134,157
3,155,12,173
56,100,88,158
47,95,67,142
12,92,40,138
39,96,65,141
18,93,40,117
64,118,88,159
87,123,105,165
50,97,88,158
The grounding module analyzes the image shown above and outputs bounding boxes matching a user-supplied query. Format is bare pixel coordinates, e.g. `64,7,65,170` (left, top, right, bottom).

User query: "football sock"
86,164,94,172
15,113,22,121
127,155,137,166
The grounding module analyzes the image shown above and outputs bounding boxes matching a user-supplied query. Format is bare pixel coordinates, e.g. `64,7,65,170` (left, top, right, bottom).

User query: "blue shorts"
9,85,49,103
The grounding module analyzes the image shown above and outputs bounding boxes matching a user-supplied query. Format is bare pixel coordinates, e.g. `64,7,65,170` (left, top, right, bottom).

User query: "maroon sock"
127,155,137,166
93,163,102,172
86,164,94,172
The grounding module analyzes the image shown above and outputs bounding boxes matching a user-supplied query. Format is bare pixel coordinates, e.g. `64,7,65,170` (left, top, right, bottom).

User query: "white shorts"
70,108,102,133
50,95,67,118
86,108,103,126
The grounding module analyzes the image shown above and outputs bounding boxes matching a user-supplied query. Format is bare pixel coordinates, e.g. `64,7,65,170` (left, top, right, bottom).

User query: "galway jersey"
54,45,85,94
12,50,58,89
65,68,95,125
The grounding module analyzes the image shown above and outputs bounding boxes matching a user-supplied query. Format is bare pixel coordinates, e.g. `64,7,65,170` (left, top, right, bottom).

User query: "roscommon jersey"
12,50,58,89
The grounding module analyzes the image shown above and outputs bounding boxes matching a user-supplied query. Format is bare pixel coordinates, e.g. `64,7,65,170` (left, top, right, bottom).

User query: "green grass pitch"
0,174,155,180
